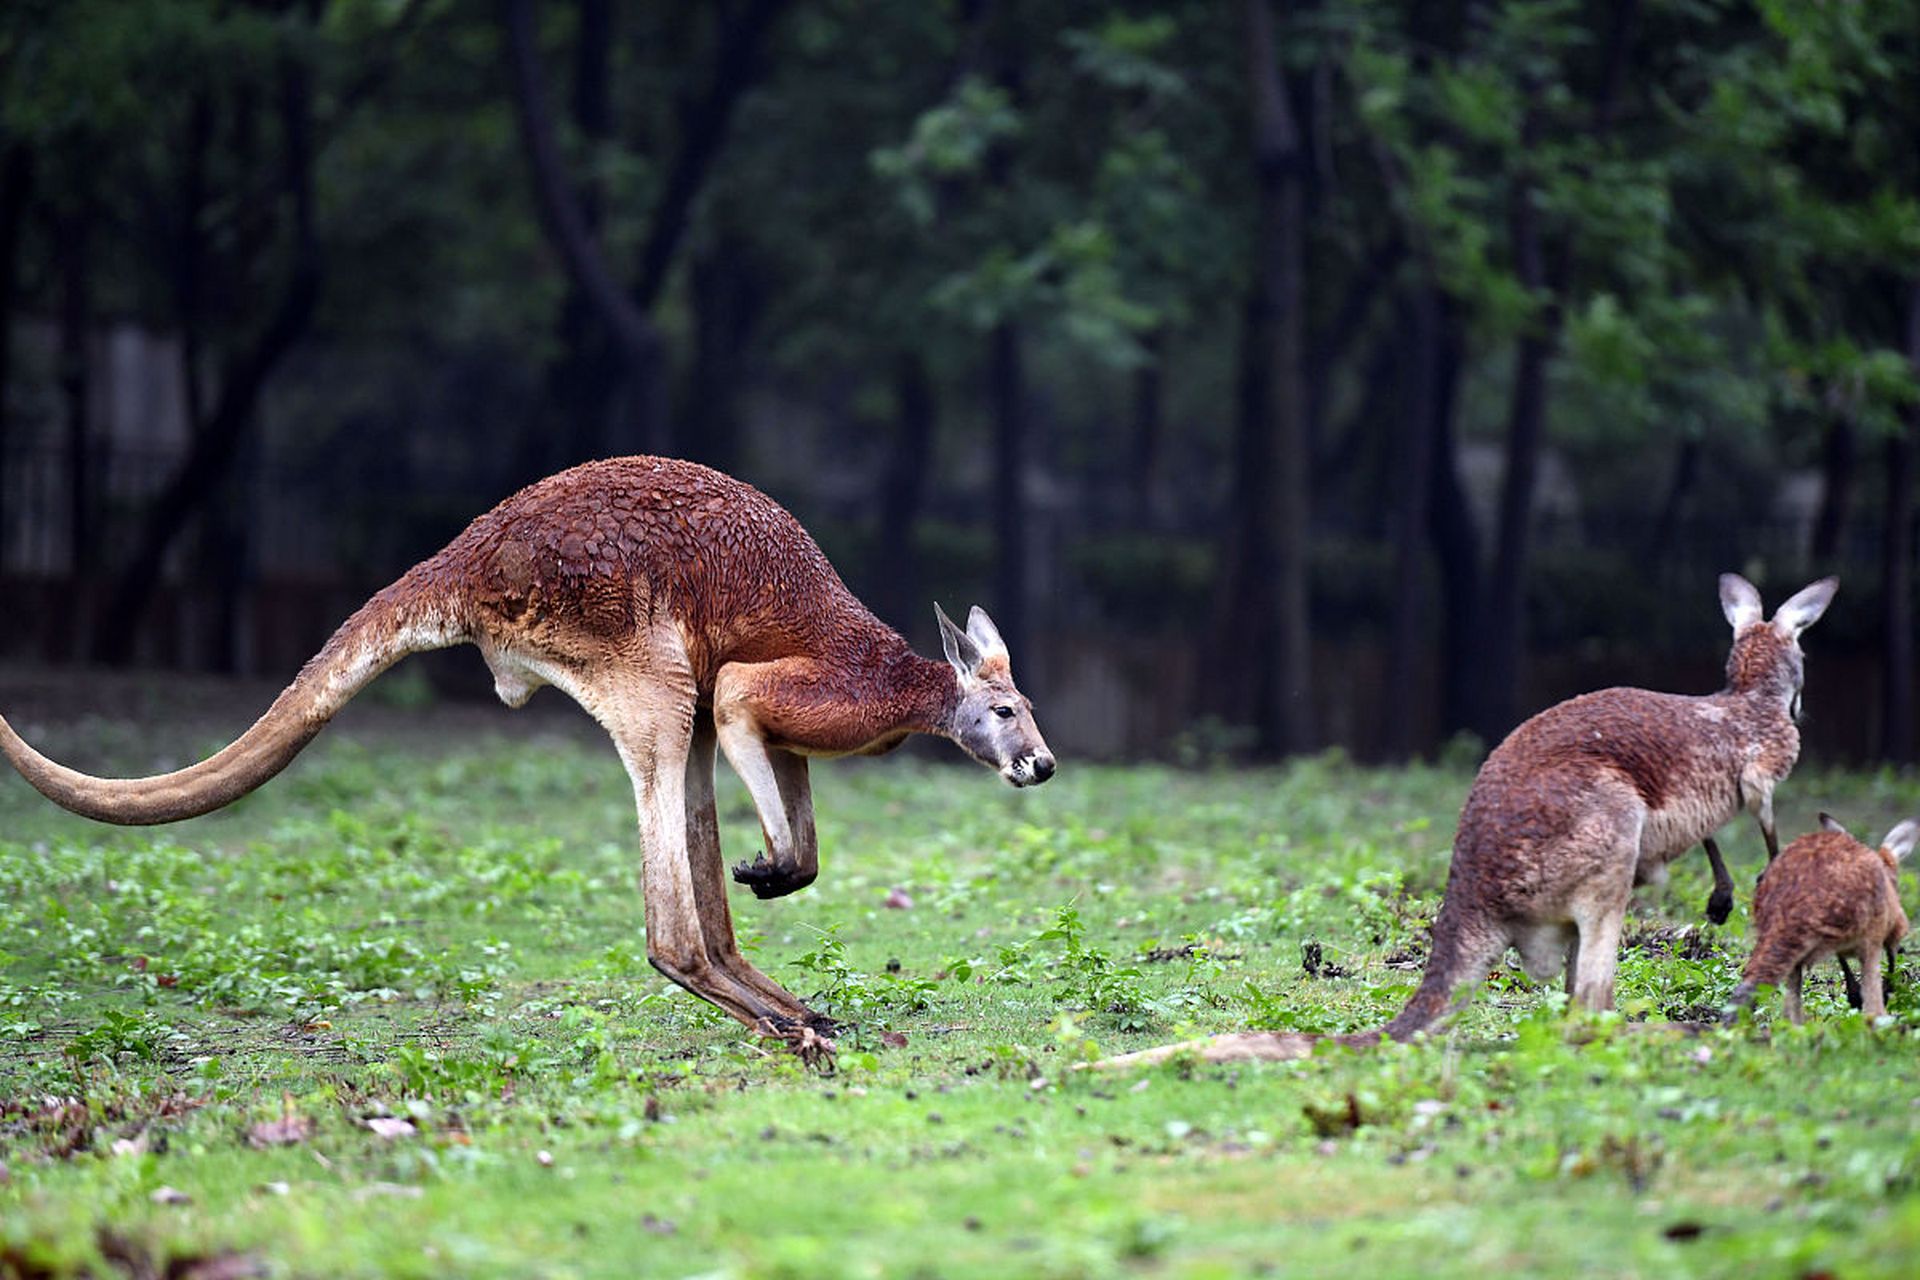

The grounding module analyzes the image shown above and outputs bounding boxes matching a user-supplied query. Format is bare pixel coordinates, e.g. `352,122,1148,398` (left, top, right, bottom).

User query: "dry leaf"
880,1031,909,1049
883,888,914,910
150,1185,191,1205
250,1095,313,1149
365,1117,416,1140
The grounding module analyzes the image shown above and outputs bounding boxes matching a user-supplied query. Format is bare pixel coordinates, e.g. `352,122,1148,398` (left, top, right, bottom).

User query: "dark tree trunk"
677,236,762,472
1425,303,1477,740
1384,285,1444,759
1647,436,1701,564
1467,0,1639,744
990,322,1029,665
0,141,32,561
56,197,94,583
1211,294,1280,725
874,350,935,631
1470,103,1556,745
504,0,788,463
1810,414,1855,562
524,0,619,484
1130,328,1164,525
1883,282,1919,764
94,47,322,666
1243,0,1313,755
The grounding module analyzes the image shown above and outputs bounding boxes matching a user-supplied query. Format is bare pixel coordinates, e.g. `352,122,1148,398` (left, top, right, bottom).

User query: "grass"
3,689,1920,1277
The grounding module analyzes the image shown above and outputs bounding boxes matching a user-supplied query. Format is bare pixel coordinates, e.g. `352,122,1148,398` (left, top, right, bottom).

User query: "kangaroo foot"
731,852,817,899
757,1015,837,1069
1704,887,1733,925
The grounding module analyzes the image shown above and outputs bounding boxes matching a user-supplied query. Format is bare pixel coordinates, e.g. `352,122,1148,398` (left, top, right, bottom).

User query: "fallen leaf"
249,1114,312,1148
250,1095,313,1149
880,1031,909,1049
1663,1221,1706,1242
883,888,914,910
150,1185,191,1205
641,1213,677,1236
537,1150,554,1167
365,1117,416,1140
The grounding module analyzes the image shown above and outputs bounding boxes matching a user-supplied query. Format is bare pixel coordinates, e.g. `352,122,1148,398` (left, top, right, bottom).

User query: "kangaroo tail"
0,563,464,825
1380,894,1499,1042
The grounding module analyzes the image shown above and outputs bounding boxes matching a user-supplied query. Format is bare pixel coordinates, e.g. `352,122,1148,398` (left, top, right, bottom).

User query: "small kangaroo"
0,457,1055,1059
1380,573,1837,1038
1723,814,1914,1024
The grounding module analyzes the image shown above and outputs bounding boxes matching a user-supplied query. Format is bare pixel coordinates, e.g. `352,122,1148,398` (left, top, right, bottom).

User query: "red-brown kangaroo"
0,457,1055,1059
1094,572,1837,1070
1724,813,1913,1024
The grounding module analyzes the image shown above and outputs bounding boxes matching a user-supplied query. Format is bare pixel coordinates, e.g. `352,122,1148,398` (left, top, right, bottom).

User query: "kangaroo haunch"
0,456,1056,1061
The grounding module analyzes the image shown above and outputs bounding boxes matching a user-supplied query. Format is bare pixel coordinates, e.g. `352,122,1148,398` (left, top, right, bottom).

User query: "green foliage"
3,726,1920,1273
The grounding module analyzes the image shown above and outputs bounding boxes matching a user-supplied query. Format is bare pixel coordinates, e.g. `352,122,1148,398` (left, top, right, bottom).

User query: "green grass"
4,706,1920,1277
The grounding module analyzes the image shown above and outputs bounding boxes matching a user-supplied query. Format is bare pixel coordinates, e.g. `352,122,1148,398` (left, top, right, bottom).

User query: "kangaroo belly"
1638,790,1739,870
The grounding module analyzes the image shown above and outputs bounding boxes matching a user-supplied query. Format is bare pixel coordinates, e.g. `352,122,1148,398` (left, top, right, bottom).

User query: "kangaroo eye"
993,706,1016,720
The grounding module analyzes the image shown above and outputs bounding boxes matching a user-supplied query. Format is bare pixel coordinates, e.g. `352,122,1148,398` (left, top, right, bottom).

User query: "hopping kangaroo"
1724,813,1914,1024
0,456,1055,1058
1381,573,1837,1038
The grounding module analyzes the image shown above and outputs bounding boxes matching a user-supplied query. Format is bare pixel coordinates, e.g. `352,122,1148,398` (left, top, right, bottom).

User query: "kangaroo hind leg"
597,676,817,1048
684,708,836,1037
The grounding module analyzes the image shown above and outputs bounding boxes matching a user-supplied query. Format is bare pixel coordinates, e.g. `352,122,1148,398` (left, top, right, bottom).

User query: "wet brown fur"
1726,823,1911,1023
0,457,1054,1058
1377,575,1836,1040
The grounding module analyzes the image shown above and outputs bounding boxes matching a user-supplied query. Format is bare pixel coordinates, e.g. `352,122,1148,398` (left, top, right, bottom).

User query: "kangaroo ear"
1881,819,1919,863
965,606,1008,659
1773,576,1838,637
934,602,983,680
1819,812,1848,836
1720,574,1764,632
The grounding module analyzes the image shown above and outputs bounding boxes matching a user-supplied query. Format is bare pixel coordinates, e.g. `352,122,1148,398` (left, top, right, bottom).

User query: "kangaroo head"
1719,574,1838,717
934,603,1055,787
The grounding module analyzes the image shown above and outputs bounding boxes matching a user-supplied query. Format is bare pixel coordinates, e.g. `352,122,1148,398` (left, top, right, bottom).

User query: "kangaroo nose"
1031,754,1056,783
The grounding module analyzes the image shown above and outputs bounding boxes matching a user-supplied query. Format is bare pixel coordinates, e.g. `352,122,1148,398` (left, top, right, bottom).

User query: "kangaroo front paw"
731,853,818,900
1705,888,1733,925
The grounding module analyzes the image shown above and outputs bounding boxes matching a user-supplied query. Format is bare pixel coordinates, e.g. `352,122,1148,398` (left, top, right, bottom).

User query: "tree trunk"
1883,281,1919,764
1647,436,1701,565
1384,285,1443,759
56,197,94,584
0,141,33,564
1426,301,1477,741
521,0,619,485
1810,414,1855,563
1130,328,1164,525
1244,0,1313,755
874,350,935,631
94,47,322,666
990,322,1029,665
1467,2,1640,744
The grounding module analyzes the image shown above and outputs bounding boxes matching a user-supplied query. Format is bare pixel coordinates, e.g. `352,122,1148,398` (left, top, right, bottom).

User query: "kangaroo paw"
1705,888,1733,925
755,1017,837,1070
731,853,818,900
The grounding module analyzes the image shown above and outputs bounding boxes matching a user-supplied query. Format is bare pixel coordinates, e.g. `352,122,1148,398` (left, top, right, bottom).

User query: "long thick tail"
1380,894,1497,1042
0,565,463,825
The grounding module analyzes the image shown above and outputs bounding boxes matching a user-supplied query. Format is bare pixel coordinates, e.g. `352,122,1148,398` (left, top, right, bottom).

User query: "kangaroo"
0,456,1055,1060
1723,814,1913,1024
1377,573,1836,1038
1093,572,1837,1070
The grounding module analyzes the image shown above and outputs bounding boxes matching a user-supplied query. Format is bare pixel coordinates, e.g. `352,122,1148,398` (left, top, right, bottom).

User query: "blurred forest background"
0,0,1916,764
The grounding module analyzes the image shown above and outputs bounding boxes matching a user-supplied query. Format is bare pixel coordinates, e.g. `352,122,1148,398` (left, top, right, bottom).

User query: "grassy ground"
3,676,1920,1278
